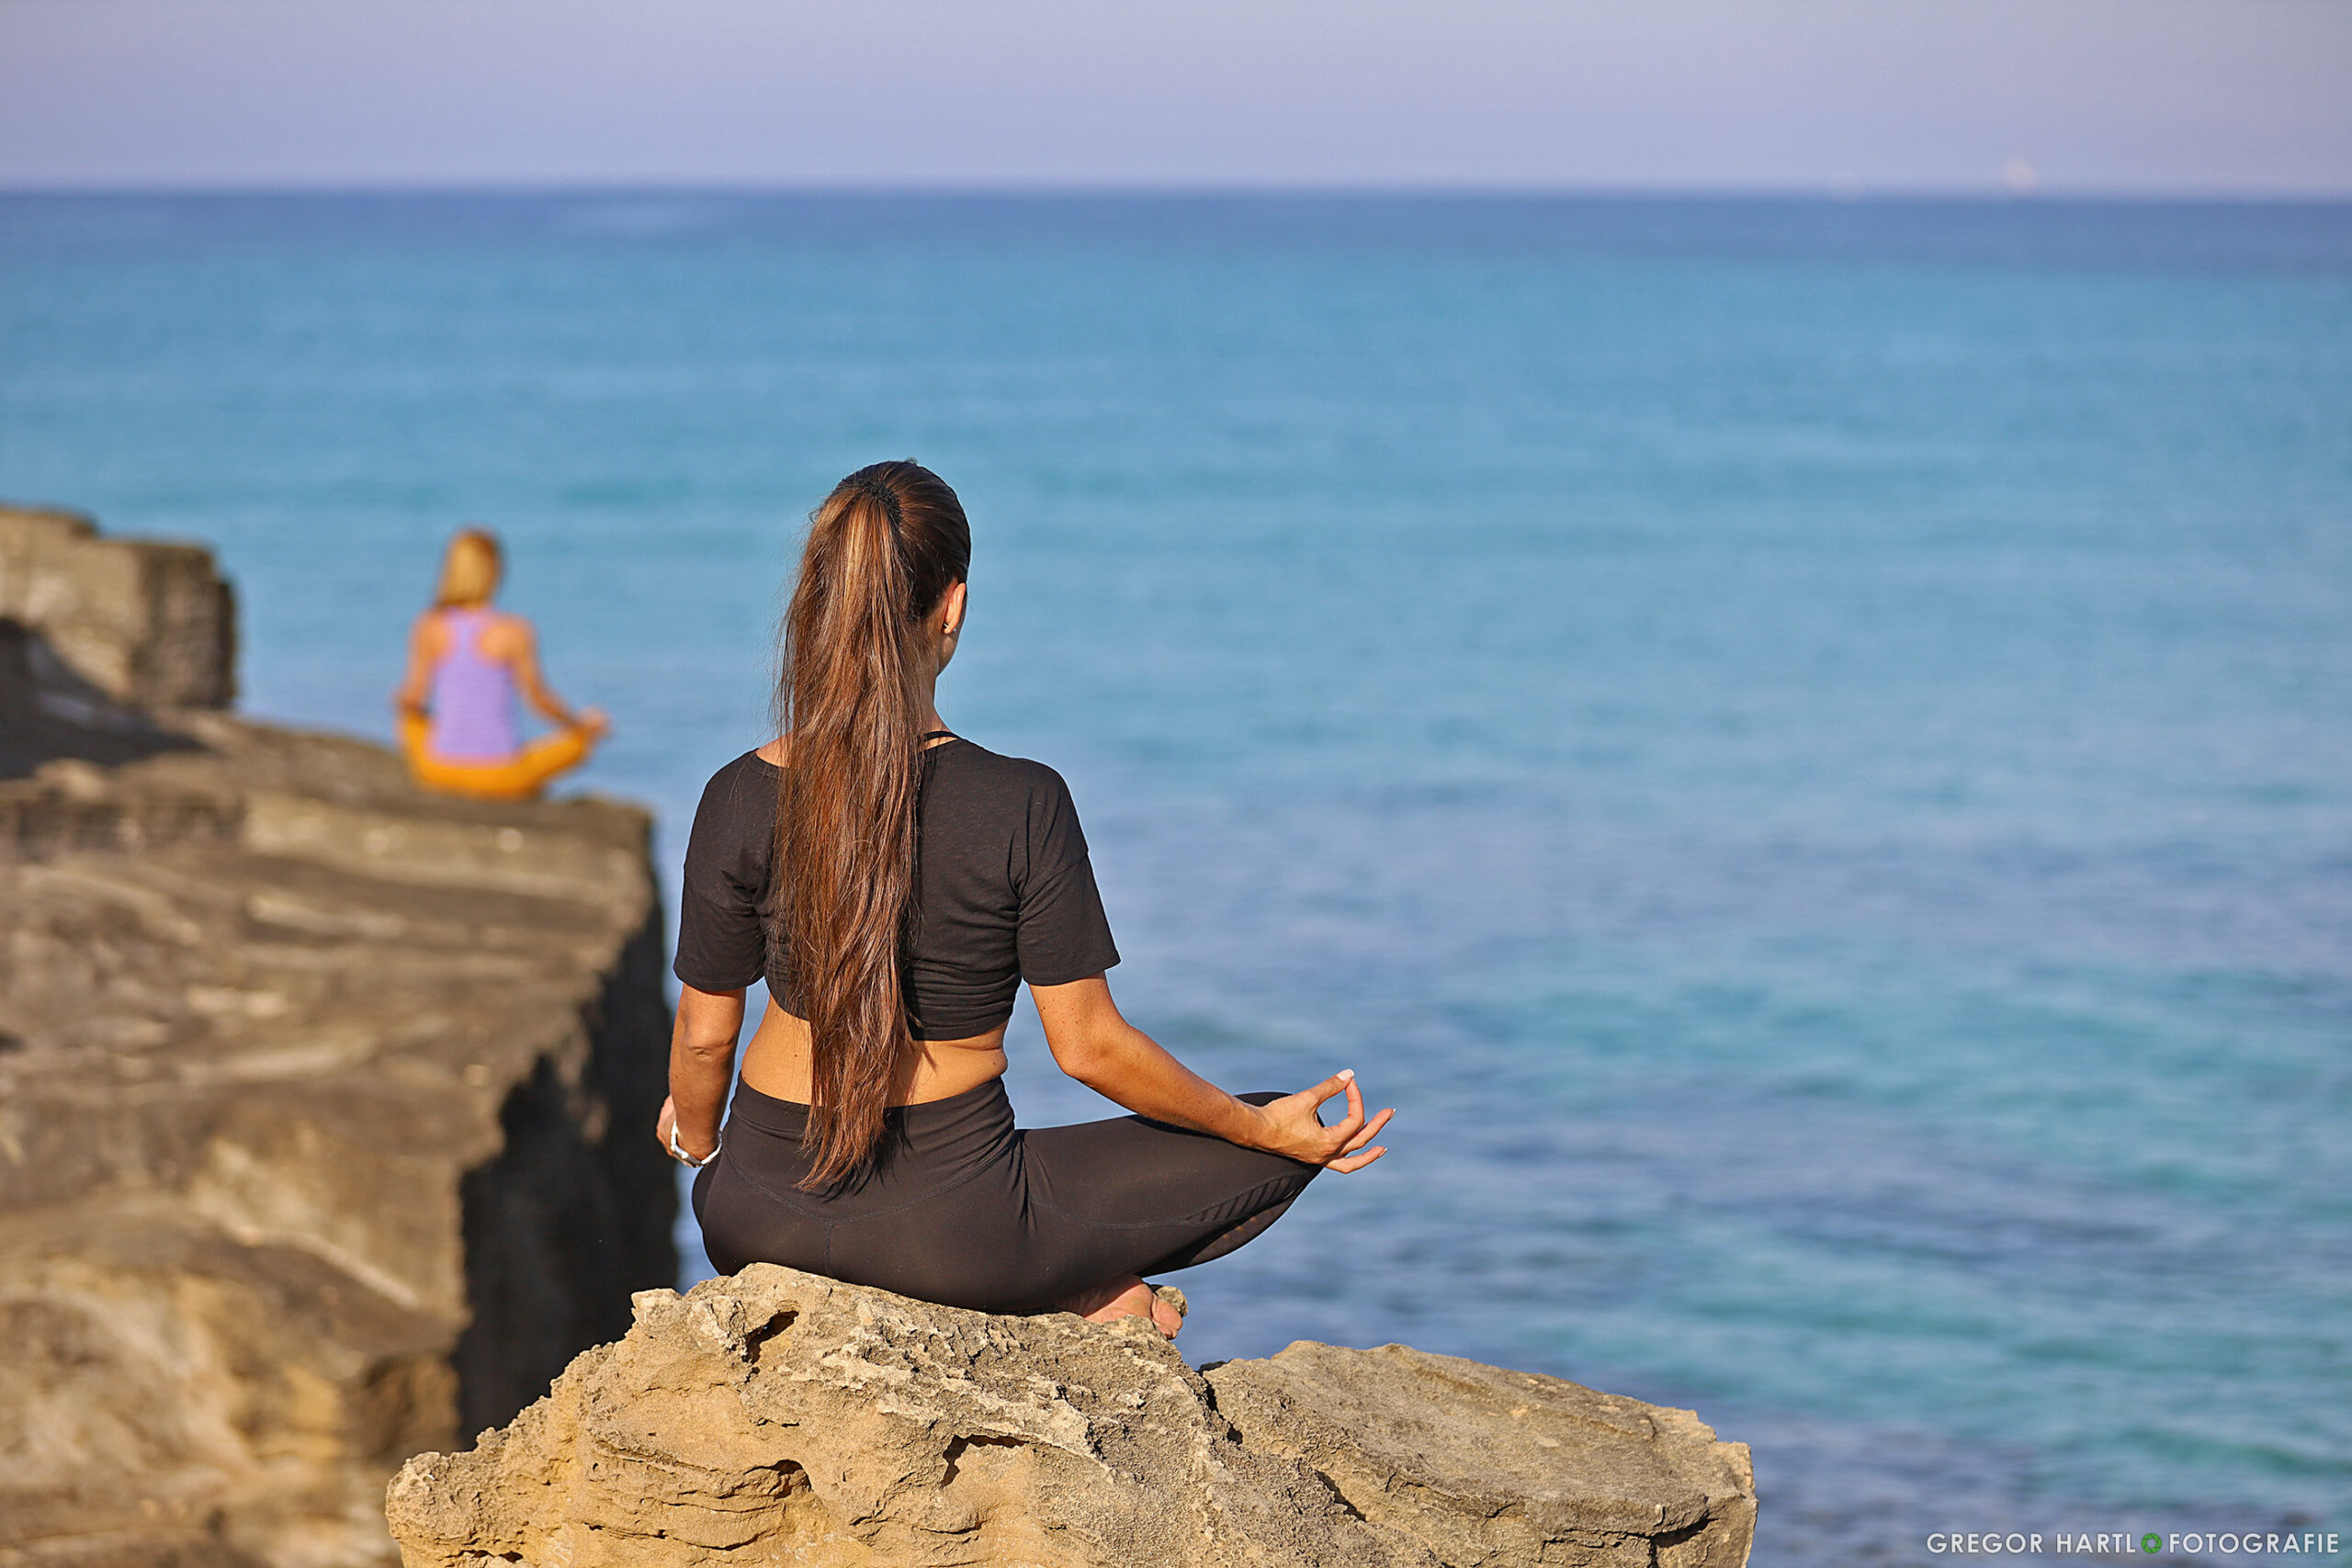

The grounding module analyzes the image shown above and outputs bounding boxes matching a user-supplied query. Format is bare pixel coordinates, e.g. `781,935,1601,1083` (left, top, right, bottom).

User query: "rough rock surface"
1,503,235,716
0,509,675,1567
387,1265,1757,1568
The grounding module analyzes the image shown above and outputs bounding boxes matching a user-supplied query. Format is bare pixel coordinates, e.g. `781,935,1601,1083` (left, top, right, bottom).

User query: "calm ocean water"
4,194,2347,1563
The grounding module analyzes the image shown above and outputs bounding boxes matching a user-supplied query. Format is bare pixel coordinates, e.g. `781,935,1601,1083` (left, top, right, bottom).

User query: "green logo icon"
2141,1535,2161,1554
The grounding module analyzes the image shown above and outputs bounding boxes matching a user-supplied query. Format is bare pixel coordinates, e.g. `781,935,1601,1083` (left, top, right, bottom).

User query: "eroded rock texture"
0,509,675,1567
0,503,235,719
386,1265,1756,1568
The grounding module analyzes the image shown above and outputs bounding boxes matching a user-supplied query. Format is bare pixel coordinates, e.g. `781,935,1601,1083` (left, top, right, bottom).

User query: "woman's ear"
933,581,970,674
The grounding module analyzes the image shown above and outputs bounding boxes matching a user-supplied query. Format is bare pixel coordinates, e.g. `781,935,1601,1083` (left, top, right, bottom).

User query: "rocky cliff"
387,1265,1757,1568
0,505,676,1568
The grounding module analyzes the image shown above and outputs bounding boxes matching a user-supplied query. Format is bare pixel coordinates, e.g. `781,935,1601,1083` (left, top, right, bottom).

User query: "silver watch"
668,1121,721,1168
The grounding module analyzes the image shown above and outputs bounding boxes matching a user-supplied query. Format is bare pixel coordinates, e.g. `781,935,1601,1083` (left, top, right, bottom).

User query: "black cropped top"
673,739,1121,1039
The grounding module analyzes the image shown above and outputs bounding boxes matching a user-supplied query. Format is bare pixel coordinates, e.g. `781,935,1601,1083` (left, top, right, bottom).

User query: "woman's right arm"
392,613,441,718
1030,975,1391,1171
658,983,744,1164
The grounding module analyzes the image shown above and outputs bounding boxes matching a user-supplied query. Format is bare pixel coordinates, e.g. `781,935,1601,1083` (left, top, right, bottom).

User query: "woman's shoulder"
934,740,1084,831
476,609,534,652
938,738,1071,795
693,748,778,827
709,744,778,785
683,749,776,892
934,742,1093,877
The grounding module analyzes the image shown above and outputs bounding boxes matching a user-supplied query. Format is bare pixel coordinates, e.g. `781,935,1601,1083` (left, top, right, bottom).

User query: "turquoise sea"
3,194,2347,1564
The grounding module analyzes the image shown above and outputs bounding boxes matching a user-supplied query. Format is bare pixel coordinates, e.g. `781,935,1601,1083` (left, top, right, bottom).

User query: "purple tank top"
426,608,522,760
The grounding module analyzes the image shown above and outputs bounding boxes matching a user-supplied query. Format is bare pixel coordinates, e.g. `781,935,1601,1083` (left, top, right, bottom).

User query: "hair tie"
854,475,903,529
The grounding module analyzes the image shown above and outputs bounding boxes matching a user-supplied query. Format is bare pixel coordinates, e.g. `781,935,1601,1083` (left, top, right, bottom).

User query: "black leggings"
693,1077,1321,1314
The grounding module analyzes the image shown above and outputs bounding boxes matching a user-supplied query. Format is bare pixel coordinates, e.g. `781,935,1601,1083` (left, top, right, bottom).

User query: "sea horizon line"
5,181,2351,209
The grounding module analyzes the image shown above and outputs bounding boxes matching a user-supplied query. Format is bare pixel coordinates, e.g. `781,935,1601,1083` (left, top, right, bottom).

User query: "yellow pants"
400,713,597,802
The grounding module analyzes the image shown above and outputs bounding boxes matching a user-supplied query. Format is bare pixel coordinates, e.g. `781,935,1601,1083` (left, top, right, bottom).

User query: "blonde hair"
434,527,503,609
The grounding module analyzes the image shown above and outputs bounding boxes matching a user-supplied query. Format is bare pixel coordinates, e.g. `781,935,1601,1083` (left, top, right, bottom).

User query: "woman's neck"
912,666,944,735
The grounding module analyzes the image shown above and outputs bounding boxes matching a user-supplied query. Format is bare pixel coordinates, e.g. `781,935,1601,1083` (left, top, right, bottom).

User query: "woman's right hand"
1248,1071,1393,1171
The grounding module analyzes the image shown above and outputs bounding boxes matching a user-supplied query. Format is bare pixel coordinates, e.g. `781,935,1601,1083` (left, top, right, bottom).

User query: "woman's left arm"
658,984,744,1163
503,618,583,727
1032,975,1392,1171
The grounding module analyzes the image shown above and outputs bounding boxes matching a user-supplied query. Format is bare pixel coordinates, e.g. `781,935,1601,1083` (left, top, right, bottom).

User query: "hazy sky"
3,0,2348,193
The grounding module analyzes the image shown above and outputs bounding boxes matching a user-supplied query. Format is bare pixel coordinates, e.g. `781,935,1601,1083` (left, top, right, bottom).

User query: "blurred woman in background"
393,526,608,801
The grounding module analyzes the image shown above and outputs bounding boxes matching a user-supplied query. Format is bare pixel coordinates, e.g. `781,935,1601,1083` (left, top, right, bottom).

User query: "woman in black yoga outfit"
659,460,1392,1337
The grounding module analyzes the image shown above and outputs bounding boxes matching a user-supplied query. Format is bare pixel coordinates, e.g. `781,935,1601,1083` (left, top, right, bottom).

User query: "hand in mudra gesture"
1250,1069,1393,1172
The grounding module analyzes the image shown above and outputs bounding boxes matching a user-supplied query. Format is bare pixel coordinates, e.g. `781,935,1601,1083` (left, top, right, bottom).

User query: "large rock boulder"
0,510,675,1567
0,502,235,713
385,1265,1756,1568
1210,1341,1757,1568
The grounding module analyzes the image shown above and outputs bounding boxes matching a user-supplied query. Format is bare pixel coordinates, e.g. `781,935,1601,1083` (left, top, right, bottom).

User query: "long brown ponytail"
779,461,971,1187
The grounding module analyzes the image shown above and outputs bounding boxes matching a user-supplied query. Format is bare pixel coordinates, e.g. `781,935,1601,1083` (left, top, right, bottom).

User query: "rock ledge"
1,506,675,1567
387,1264,1756,1568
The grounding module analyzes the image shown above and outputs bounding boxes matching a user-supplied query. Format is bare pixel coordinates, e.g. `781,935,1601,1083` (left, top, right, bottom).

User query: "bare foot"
1057,1274,1182,1338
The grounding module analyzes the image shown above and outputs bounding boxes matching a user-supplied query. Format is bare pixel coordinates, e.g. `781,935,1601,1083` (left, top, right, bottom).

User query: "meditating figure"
662,461,1392,1337
394,527,609,802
